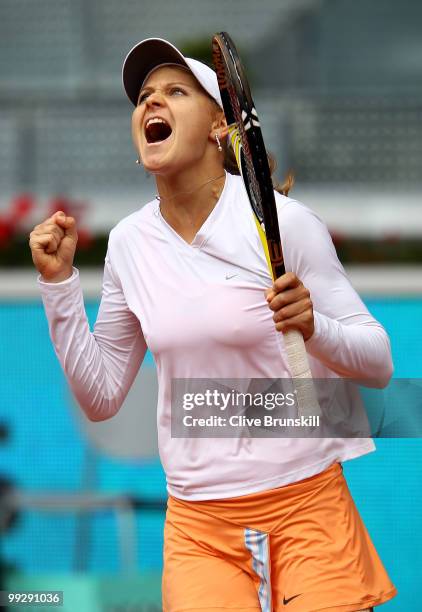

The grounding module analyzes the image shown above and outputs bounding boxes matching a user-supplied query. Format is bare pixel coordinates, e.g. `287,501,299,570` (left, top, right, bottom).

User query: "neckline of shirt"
154,170,231,250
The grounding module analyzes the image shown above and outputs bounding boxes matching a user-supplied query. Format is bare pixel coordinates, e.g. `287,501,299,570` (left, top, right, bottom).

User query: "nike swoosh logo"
225,273,238,280
283,593,302,605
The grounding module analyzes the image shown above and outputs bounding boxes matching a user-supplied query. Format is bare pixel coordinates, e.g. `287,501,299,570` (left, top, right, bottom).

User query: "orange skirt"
162,462,397,611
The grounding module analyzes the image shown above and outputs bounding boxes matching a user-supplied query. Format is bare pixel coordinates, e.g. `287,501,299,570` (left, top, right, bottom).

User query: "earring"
135,158,141,165
215,134,223,152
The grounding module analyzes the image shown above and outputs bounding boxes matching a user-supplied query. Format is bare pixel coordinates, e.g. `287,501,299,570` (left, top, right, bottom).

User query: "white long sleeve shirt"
38,172,393,500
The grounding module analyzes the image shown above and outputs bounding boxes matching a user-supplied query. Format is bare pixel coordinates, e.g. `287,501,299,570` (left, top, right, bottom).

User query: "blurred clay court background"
0,0,421,610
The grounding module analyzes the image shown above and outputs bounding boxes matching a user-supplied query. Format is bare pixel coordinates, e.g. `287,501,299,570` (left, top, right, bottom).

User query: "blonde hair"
208,99,294,197
222,142,294,197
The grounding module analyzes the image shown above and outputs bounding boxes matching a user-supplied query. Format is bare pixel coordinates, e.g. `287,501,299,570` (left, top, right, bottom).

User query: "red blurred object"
0,193,93,250
0,194,35,247
48,196,88,223
10,194,34,222
329,228,346,248
77,228,93,249
48,195,93,249
382,231,401,244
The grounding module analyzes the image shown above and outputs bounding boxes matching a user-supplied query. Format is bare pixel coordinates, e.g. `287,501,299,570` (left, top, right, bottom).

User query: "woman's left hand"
265,272,315,341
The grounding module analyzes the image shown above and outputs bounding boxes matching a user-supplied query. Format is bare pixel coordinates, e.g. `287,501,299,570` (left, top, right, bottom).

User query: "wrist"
41,268,73,283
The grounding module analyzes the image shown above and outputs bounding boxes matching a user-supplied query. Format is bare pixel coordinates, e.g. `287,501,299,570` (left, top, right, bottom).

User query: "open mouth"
145,118,173,144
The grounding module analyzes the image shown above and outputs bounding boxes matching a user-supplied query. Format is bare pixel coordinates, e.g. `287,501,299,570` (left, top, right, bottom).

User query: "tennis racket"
212,31,320,420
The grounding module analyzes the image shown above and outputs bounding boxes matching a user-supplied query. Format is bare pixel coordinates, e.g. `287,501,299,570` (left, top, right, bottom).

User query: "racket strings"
227,89,265,223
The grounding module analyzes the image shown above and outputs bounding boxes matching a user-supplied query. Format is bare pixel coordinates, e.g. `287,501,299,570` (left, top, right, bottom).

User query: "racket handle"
283,328,321,419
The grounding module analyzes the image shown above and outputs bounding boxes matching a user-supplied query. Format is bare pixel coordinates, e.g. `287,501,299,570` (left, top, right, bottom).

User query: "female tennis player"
29,37,397,612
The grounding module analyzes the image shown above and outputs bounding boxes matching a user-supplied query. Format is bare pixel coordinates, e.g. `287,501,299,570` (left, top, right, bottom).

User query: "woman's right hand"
29,211,78,282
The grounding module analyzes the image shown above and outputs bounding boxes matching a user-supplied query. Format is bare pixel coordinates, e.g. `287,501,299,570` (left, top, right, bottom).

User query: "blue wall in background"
0,295,421,610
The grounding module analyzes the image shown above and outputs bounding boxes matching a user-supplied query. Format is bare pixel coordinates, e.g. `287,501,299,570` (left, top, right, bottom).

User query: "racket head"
212,31,284,277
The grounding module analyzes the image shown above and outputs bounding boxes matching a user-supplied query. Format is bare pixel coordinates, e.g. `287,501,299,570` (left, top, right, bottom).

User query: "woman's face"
131,65,221,176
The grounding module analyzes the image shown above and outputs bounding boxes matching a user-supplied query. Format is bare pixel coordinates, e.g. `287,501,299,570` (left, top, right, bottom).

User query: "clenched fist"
29,211,78,282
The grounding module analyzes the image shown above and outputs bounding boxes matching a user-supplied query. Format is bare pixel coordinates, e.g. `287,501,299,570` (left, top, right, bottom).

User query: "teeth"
146,117,168,129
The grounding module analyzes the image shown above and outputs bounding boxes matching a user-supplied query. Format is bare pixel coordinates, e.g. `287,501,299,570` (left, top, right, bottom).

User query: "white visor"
122,37,223,109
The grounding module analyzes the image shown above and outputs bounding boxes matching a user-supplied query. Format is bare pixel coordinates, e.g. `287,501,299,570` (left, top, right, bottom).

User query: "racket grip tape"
283,328,322,420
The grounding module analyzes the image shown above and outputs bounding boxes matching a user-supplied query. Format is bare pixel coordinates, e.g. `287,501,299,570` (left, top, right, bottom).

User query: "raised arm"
30,212,147,420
